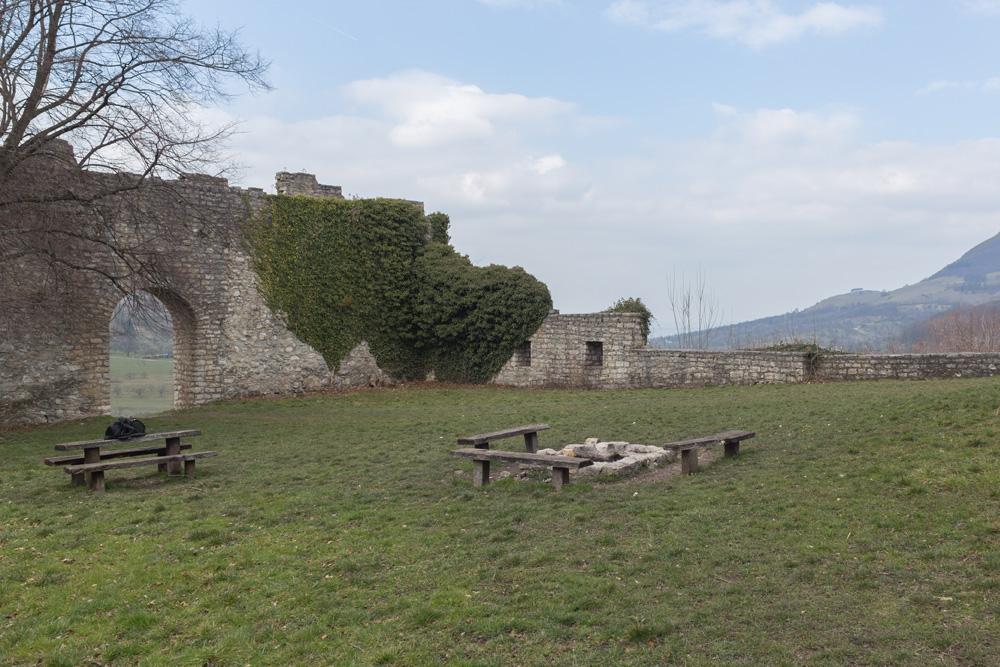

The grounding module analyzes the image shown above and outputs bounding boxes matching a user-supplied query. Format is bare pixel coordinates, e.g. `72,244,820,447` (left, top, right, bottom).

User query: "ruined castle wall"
492,312,1000,390
0,158,349,426
492,311,646,388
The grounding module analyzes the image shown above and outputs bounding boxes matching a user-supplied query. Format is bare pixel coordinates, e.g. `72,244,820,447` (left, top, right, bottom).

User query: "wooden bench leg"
184,459,196,477
83,446,99,488
524,432,539,454
71,472,86,486
552,466,569,490
90,470,106,493
473,459,490,487
157,450,167,473
165,436,181,475
680,449,699,475
724,441,740,458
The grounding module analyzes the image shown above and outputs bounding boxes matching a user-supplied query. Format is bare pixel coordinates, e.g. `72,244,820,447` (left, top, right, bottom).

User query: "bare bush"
913,304,1000,353
665,268,722,349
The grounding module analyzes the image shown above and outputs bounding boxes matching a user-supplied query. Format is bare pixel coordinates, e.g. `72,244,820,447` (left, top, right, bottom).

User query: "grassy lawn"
109,354,174,417
3,379,1000,665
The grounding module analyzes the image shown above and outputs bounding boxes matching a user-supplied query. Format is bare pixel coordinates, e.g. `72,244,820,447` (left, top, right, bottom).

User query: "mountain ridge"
650,231,1000,351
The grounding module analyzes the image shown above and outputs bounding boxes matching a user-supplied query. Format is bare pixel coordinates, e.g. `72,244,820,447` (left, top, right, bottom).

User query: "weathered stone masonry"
0,155,373,426
492,311,1000,389
4,149,999,428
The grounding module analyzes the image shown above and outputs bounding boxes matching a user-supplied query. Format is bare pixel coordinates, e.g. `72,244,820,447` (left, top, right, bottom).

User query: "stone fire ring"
537,438,676,477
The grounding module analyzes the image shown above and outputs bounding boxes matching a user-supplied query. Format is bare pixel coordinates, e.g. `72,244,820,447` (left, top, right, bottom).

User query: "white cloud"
606,0,884,47
477,0,561,7
959,0,1000,15
344,71,575,149
220,74,1000,328
916,78,1000,95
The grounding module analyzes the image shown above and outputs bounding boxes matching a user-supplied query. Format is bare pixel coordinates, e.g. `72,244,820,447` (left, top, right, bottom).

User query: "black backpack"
104,417,147,440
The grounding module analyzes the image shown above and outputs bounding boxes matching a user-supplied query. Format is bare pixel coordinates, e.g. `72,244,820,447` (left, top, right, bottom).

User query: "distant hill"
651,231,1000,351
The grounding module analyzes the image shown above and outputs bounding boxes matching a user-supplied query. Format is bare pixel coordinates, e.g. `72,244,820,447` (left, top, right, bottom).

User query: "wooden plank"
64,451,217,475
662,430,755,451
680,449,699,475
53,430,202,451
165,435,181,475
457,424,550,446
472,459,490,487
450,448,592,469
551,467,570,490
45,443,192,466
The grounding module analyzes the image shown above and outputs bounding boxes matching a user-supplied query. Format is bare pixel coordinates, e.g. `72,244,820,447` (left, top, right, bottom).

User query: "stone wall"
274,172,344,199
0,155,386,426
492,311,1000,389
492,311,647,388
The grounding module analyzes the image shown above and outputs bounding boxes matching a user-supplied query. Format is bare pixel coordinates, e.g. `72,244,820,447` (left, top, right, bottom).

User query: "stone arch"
141,288,195,409
111,288,197,411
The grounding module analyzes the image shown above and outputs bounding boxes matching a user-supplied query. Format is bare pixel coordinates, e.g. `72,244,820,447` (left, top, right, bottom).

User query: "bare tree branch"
0,0,268,332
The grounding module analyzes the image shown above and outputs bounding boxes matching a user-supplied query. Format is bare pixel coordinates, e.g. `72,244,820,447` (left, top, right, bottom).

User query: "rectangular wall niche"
585,341,604,367
513,342,531,367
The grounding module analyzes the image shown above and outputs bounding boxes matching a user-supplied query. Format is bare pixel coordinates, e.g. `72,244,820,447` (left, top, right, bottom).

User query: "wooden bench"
44,442,193,467
50,430,217,492
64,452,218,492
457,423,550,453
662,430,756,475
450,448,592,490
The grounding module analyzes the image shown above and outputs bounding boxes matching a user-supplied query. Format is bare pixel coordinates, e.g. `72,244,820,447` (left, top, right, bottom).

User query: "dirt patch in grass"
621,448,723,485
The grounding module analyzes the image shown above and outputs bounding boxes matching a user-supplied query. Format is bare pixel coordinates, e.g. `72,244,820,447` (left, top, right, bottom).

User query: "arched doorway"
108,290,182,415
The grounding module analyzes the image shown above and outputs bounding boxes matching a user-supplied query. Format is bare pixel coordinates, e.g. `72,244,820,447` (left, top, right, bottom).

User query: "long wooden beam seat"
450,447,591,490
662,430,756,475
457,424,550,453
64,451,218,492
44,443,193,466
52,430,201,451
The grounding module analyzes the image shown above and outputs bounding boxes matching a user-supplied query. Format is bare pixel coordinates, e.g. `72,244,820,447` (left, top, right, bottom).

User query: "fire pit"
537,438,675,477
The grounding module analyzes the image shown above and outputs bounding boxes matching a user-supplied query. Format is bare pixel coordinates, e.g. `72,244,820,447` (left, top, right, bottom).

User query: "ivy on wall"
245,195,552,383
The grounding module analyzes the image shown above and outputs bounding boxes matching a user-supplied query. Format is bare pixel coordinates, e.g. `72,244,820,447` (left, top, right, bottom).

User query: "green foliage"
411,245,553,382
245,195,428,369
426,212,451,245
603,297,654,342
244,195,551,382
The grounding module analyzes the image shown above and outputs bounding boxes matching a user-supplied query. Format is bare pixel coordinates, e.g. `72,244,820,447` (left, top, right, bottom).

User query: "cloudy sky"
186,0,1000,335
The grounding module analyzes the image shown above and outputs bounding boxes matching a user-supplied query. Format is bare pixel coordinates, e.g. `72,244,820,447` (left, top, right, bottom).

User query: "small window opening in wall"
585,341,604,367
513,342,531,367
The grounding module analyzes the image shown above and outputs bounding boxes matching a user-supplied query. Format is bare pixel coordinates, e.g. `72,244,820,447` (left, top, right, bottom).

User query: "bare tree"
913,303,1000,353
0,0,269,327
0,0,268,179
665,268,723,349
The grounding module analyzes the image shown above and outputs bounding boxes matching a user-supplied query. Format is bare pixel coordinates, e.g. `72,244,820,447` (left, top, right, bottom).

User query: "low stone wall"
628,349,806,388
491,312,1000,390
815,353,1000,382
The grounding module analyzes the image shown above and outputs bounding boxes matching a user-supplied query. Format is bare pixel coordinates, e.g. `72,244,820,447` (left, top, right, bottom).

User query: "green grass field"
3,379,1000,665
109,353,174,416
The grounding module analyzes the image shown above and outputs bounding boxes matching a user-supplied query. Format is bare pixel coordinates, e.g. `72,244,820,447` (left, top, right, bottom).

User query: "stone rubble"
537,437,676,478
